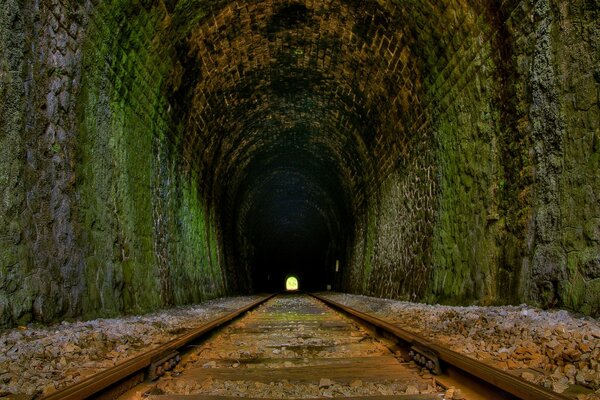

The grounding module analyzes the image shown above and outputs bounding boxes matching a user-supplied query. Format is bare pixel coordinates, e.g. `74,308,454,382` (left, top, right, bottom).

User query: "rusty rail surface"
310,293,572,400
43,294,275,400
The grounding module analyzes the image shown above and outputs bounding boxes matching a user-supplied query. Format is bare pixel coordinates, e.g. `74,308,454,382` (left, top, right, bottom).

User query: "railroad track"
43,293,572,400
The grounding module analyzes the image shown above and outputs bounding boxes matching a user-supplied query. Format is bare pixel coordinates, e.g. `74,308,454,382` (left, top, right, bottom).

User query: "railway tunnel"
1,0,599,327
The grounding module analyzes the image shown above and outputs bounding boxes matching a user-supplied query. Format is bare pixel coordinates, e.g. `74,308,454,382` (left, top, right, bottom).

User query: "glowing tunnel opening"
286,276,299,291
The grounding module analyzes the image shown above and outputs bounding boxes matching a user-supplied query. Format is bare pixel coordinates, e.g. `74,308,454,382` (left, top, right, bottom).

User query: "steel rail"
43,294,275,400
310,293,572,400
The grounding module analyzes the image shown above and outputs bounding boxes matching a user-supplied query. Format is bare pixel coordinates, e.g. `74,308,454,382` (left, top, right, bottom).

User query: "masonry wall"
495,0,600,315
0,0,226,327
0,0,598,328
345,2,508,305
546,0,600,315
344,0,600,316
427,4,505,306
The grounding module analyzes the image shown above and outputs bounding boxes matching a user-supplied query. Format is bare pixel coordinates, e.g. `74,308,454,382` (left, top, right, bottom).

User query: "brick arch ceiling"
148,0,490,291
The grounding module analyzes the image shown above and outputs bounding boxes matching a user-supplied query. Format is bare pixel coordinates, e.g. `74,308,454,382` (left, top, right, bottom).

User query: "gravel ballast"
319,292,600,399
0,295,263,397
139,294,445,399
2,292,599,399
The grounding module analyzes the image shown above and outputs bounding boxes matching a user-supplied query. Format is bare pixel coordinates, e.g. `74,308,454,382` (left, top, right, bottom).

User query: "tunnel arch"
77,0,509,304
160,0,437,295
5,0,597,327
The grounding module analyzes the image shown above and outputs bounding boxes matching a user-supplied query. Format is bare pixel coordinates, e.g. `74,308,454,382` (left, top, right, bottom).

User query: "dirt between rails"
124,294,448,399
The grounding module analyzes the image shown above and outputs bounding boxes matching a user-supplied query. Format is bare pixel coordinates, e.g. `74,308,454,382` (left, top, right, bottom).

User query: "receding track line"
141,293,443,400
42,295,275,400
310,293,572,400
43,293,576,400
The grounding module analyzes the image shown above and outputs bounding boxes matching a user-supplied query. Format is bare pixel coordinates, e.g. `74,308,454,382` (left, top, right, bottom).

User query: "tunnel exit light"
286,276,299,291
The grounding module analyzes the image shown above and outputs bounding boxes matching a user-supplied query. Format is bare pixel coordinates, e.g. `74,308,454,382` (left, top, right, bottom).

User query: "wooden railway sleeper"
148,351,181,381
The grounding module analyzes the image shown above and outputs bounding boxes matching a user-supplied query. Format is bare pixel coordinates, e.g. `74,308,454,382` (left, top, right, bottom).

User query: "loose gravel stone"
0,295,262,397
320,292,600,399
319,378,333,388
142,295,444,399
405,384,419,394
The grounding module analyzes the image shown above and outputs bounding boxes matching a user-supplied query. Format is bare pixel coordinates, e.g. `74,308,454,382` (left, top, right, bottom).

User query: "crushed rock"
320,292,600,399
147,295,444,399
0,295,263,397
155,377,442,398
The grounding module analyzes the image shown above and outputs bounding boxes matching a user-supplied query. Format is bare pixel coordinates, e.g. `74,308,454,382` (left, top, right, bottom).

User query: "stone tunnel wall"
427,3,505,306
341,0,599,315
545,0,600,315
77,0,226,317
0,0,227,326
345,1,502,305
0,0,599,327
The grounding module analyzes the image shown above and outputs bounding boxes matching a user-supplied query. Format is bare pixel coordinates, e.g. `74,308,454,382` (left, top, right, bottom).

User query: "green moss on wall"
554,0,600,316
76,2,163,315
362,206,377,293
169,174,225,304
0,0,29,325
75,0,226,319
429,67,502,305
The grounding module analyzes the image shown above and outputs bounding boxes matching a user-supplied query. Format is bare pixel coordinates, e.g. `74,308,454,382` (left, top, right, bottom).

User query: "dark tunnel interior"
232,142,351,292
2,0,600,328
166,0,393,294
207,66,372,293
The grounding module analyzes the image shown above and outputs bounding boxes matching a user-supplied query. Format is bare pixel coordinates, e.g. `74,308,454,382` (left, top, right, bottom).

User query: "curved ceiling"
154,0,491,291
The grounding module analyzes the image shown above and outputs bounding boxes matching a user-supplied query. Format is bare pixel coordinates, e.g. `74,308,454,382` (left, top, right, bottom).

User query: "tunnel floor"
134,294,444,398
1,293,599,398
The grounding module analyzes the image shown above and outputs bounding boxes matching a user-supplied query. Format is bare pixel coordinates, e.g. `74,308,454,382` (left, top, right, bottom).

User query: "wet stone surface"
0,295,262,397
131,294,444,399
320,292,600,399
